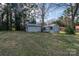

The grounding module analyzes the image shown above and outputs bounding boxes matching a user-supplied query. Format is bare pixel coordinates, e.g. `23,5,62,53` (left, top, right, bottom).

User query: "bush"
0,24,7,31
65,26,75,34
12,28,16,31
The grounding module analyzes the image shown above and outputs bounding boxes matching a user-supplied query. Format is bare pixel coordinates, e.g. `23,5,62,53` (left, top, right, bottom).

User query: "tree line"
0,3,61,32
52,3,79,34
0,3,79,34
0,3,37,31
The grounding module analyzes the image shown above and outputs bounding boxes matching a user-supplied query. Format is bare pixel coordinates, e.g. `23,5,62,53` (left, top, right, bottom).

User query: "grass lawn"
0,31,79,56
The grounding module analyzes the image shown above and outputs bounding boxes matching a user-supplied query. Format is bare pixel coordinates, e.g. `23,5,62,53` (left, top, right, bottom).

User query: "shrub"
65,26,75,34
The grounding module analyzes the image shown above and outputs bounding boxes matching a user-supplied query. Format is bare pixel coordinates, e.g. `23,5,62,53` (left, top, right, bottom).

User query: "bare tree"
37,3,54,32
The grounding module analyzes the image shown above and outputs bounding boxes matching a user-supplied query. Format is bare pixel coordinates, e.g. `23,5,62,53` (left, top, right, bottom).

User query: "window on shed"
43,27,46,30
50,27,53,30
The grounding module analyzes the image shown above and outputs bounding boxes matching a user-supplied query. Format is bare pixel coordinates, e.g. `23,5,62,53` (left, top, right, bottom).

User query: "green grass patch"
0,31,79,55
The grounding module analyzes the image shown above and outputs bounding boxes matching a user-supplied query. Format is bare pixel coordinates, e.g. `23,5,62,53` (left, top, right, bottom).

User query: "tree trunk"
6,6,9,30
71,3,79,34
41,3,45,32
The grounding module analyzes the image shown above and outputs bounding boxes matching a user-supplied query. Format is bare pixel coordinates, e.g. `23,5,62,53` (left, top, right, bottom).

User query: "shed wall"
26,26,41,32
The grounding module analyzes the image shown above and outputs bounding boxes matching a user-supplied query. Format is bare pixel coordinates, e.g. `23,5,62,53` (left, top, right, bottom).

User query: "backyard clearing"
0,31,79,56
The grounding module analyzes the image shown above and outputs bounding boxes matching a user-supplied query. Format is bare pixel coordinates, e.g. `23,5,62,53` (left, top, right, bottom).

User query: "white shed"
43,24,60,33
25,24,41,32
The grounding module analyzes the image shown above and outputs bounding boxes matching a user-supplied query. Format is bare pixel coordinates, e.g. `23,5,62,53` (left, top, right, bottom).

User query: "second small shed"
43,24,60,33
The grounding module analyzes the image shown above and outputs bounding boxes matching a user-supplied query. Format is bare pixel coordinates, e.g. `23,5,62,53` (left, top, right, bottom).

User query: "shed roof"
26,24,41,27
44,24,58,27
